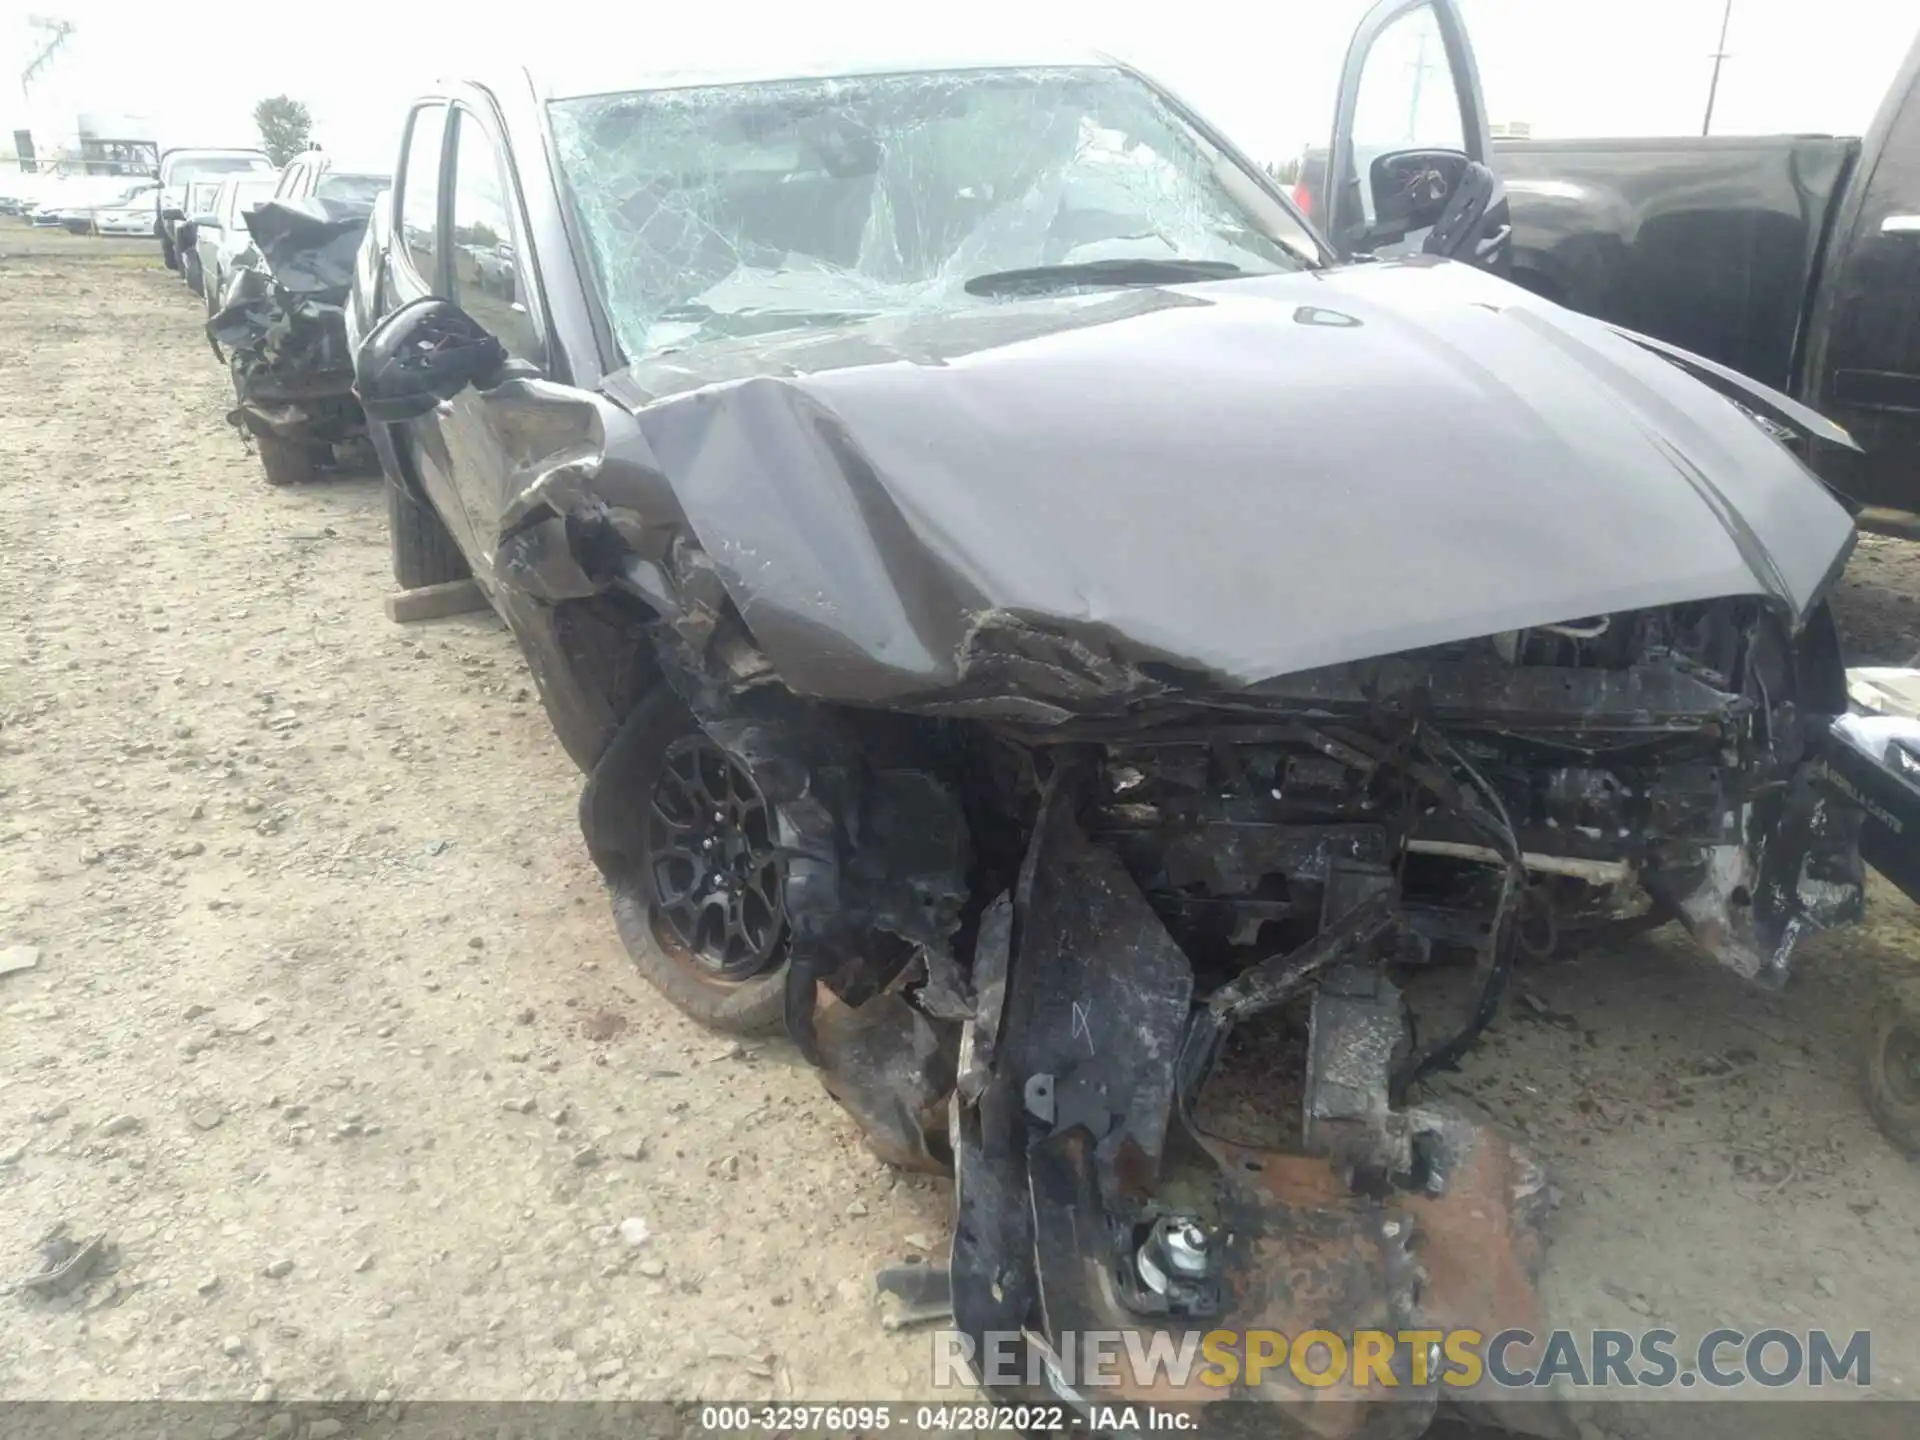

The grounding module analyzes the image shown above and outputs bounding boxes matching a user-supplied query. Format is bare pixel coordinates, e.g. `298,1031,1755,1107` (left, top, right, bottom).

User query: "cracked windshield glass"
547,65,1320,362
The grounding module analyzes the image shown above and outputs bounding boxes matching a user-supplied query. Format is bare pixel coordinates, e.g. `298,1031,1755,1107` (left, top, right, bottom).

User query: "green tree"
253,96,313,166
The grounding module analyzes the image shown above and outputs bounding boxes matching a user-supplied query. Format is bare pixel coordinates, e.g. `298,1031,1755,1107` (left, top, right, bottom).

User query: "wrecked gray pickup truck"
208,195,373,485
348,29,1866,1432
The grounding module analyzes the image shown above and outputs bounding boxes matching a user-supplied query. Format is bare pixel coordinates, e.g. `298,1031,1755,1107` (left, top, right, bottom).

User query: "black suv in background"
1292,21,1920,526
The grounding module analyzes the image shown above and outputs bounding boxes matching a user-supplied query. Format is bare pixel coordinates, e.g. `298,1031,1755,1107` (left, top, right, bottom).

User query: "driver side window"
447,109,541,365
1351,5,1465,157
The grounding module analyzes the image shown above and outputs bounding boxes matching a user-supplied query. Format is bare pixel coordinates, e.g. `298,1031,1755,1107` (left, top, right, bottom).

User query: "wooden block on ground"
384,579,489,624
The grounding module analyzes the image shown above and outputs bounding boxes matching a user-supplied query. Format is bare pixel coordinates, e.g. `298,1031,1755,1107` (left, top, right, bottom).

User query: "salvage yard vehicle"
27,177,76,226
211,196,374,485
57,177,157,234
94,190,167,236
175,181,223,291
156,146,273,270
1298,21,1920,532
348,3,1866,1426
0,172,50,216
271,148,390,207
1821,668,1920,1160
185,173,279,316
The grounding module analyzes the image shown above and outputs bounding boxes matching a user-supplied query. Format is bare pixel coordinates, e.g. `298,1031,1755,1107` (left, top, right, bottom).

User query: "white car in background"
95,195,165,234
190,172,281,314
60,177,159,234
173,180,228,292
28,175,76,225
0,171,58,217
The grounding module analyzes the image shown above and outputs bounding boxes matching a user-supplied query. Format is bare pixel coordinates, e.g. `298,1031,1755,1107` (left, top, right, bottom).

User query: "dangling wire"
1390,727,1528,1102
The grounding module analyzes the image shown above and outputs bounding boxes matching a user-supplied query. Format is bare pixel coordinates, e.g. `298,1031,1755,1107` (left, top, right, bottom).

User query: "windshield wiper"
963,258,1245,297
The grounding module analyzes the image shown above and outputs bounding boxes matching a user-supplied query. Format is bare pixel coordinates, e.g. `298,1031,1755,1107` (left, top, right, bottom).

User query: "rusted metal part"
1021,1130,1428,1423
1208,1123,1547,1422
933,772,1553,1432
1401,1115,1552,1412
1011,1119,1547,1436
1199,1140,1427,1423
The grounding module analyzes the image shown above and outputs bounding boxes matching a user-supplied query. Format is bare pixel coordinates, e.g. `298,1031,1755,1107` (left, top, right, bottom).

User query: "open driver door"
1323,0,1511,274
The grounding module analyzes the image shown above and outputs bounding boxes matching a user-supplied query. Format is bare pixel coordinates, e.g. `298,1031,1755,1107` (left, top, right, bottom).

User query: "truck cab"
1307,6,1920,526
1802,34,1920,522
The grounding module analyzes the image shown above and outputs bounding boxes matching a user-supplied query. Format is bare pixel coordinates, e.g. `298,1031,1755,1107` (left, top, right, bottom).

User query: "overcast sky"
4,0,1915,167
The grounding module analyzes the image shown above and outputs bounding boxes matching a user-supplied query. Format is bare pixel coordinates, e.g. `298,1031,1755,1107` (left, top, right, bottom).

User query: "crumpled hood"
240,197,374,293
572,257,1856,709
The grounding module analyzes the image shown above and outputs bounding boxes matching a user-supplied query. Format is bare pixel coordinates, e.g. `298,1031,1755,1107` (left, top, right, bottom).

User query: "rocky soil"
3,229,1920,1434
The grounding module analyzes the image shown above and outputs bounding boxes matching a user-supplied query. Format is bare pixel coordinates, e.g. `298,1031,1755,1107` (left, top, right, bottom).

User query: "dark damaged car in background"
210,193,378,485
348,1,1868,1429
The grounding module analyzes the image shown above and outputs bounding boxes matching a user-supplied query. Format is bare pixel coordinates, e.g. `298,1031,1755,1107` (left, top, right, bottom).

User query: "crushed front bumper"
225,369,365,448
914,783,1554,1434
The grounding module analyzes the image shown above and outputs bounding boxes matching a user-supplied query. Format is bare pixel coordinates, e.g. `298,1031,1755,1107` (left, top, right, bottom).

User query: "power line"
1408,26,1430,143
1702,0,1735,136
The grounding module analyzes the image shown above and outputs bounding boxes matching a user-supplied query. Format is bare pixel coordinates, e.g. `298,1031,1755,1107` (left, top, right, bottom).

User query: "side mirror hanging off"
353,296,509,424
1421,160,1511,269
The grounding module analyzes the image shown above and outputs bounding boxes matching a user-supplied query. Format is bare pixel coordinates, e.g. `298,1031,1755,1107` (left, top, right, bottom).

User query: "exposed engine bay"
575,583,1862,1433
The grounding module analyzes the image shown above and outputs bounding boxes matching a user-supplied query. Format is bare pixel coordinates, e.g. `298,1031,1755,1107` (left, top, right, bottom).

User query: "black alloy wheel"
645,732,786,981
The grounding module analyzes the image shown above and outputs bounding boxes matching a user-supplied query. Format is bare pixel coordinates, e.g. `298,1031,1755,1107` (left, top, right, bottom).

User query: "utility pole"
1702,0,1735,136
1408,26,1431,144
21,14,76,99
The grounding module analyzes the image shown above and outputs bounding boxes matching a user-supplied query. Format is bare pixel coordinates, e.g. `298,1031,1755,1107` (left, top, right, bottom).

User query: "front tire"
385,473,470,589
184,252,203,297
161,233,178,270
256,430,322,486
604,691,789,1036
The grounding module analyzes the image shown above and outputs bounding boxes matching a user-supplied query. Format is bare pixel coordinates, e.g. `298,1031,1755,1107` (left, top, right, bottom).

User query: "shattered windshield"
548,66,1318,362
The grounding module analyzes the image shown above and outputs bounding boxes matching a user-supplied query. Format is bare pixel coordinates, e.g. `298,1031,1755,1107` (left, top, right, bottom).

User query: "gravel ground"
4,231,1920,1431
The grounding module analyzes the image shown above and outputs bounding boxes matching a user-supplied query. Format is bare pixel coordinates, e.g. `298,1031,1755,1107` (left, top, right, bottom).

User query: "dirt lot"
4,230,1920,1429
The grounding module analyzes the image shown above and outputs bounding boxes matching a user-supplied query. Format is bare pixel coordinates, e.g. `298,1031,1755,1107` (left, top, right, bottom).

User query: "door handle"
1882,214,1920,235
